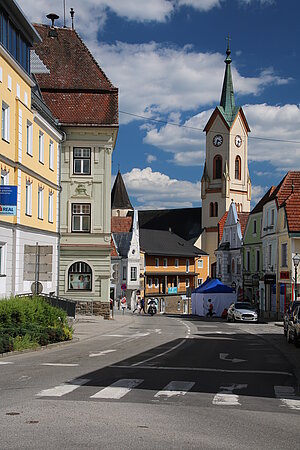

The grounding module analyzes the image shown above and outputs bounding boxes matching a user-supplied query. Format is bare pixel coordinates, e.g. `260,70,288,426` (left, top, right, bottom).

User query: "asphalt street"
0,311,300,449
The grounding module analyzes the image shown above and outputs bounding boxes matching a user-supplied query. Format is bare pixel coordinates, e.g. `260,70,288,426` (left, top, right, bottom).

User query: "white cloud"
146,154,157,163
123,167,201,208
176,0,222,11
85,42,290,127
251,184,268,206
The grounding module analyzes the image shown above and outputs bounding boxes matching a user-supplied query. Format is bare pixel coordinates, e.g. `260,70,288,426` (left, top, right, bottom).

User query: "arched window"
235,156,241,180
231,259,235,274
68,261,92,290
210,202,214,217
214,202,218,217
213,155,222,179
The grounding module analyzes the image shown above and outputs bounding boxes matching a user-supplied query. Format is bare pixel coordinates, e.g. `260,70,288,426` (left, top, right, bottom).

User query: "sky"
20,0,300,210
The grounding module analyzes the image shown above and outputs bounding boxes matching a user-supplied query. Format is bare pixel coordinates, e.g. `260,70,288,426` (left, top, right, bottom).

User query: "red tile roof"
33,24,118,126
269,171,300,207
111,237,118,257
218,210,249,243
218,211,228,243
284,192,300,233
111,216,132,233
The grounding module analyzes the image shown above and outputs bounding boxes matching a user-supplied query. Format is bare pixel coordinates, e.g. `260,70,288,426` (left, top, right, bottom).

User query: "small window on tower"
213,155,222,179
235,156,241,180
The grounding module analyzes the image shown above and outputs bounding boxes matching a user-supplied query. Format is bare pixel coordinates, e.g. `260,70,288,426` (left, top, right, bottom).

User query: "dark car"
283,301,300,336
287,305,300,347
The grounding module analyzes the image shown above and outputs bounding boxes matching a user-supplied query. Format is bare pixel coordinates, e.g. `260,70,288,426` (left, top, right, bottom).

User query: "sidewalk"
72,308,134,341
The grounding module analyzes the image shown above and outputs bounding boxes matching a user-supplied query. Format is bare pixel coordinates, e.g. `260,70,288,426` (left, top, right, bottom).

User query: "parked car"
283,301,300,336
227,302,258,322
286,305,300,347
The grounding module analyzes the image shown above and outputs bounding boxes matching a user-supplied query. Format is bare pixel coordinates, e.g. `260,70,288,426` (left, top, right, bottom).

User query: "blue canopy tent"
192,279,236,317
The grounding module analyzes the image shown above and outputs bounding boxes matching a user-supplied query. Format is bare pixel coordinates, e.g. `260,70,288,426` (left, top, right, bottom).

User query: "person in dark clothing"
206,299,215,318
140,297,145,314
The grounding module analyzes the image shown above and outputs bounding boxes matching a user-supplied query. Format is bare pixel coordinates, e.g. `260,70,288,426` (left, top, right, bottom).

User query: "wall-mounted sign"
121,283,127,291
280,271,290,280
168,287,178,294
0,186,17,216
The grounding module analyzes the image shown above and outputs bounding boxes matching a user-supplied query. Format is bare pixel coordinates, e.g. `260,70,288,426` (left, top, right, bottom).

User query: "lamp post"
293,253,300,301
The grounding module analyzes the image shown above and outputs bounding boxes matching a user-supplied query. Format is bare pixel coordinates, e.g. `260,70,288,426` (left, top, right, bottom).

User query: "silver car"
227,302,258,322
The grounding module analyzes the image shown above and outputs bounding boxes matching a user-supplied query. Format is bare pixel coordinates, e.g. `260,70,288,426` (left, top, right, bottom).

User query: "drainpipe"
57,129,66,296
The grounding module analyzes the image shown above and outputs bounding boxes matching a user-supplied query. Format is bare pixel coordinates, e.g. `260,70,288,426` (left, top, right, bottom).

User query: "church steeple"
111,170,133,214
219,40,238,128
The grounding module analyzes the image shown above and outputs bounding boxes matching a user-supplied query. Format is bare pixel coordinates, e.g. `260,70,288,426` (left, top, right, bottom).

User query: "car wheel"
287,329,293,343
284,327,287,336
295,335,300,348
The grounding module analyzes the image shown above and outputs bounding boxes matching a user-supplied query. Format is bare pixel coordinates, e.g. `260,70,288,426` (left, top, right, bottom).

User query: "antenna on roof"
292,180,294,193
70,8,75,30
63,0,66,27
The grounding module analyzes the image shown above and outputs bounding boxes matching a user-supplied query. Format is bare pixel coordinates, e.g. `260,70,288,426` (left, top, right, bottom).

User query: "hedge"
0,296,73,353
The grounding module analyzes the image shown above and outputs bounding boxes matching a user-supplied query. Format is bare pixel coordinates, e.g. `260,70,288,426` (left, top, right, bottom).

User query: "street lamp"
293,253,300,301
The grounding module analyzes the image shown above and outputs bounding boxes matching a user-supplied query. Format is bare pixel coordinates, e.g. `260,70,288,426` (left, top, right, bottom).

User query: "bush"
0,296,73,353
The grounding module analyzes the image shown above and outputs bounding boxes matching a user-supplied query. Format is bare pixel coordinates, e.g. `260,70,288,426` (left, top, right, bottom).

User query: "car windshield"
235,303,255,310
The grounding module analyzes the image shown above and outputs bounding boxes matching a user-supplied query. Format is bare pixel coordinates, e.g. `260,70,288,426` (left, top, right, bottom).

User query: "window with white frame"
198,278,203,286
155,258,159,267
1,102,9,141
130,266,137,281
73,147,91,175
26,121,32,155
155,278,159,288
71,203,91,232
0,244,5,275
281,243,288,267
163,258,167,267
148,278,152,288
256,249,260,272
271,209,275,226
268,244,272,266
49,140,54,170
175,259,179,268
186,259,190,273
198,259,203,269
39,131,44,163
48,192,53,223
1,169,8,185
185,278,190,287
38,187,44,220
246,250,250,271
25,181,32,216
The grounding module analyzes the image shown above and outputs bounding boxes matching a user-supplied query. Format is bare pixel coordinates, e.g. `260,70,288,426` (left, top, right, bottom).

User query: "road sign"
0,185,17,216
121,283,127,290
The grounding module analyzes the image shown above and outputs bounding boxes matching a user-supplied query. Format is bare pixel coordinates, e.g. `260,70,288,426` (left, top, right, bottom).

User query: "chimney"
46,13,59,37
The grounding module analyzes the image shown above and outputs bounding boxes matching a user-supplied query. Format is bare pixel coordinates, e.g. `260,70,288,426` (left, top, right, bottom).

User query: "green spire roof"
218,41,240,128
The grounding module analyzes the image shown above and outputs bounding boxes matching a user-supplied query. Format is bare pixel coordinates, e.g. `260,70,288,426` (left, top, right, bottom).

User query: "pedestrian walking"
140,297,145,314
121,296,127,314
133,298,140,314
206,299,215,318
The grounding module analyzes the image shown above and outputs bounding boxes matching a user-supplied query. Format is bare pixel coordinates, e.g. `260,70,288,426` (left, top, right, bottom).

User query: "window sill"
2,138,10,144
26,151,33,157
25,213,32,217
0,274,6,277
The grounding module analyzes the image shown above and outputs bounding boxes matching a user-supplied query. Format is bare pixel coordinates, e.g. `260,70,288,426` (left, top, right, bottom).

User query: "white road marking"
36,378,89,397
275,386,300,410
154,381,195,398
213,384,247,406
219,353,246,363
131,339,186,367
112,365,293,376
40,363,79,367
103,332,150,338
89,350,116,358
90,378,143,399
0,362,14,365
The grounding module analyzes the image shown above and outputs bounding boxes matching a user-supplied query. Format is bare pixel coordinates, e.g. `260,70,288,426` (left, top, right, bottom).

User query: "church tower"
201,43,251,275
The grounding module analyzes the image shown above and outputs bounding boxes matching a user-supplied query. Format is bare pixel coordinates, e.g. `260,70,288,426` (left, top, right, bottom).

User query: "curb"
0,337,79,358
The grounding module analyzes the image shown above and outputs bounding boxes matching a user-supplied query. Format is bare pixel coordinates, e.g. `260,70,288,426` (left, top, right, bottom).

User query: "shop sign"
168,287,177,294
0,186,17,215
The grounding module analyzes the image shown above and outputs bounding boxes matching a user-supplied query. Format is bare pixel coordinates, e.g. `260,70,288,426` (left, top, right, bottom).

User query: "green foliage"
0,296,73,354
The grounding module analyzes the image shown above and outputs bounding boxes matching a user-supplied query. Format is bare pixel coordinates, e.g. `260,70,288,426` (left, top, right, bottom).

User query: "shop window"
68,261,92,290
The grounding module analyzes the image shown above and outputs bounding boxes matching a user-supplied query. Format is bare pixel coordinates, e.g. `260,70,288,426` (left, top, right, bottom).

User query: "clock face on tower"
235,135,242,147
213,134,223,147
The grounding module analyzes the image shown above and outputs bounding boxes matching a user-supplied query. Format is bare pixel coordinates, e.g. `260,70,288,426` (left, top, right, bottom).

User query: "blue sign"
0,186,17,216
168,287,178,294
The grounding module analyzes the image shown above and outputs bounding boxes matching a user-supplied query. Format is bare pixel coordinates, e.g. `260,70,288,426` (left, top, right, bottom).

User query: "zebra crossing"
35,377,300,412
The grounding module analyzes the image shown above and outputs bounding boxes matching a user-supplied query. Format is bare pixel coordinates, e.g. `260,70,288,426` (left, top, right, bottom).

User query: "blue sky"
21,0,300,209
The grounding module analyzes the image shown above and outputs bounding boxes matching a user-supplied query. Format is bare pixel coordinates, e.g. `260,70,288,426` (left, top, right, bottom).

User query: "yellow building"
0,1,62,297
